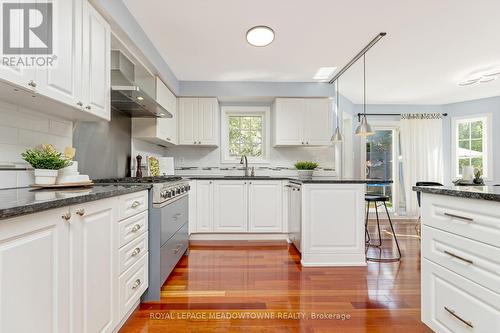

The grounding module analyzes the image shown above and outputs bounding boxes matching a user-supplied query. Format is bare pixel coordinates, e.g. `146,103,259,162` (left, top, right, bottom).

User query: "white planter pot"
34,169,58,185
297,170,314,180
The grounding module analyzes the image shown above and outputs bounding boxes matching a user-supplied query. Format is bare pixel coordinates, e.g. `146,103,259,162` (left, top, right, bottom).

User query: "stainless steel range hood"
111,51,172,118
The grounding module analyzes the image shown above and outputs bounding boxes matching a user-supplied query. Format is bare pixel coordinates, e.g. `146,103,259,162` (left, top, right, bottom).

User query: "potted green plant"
22,144,71,185
294,161,319,180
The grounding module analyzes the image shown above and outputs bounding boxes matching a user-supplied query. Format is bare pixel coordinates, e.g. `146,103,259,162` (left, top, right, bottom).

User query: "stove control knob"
180,186,185,193
176,187,181,194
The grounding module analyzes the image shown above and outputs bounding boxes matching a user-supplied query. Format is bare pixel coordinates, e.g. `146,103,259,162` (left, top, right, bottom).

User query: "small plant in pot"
22,144,71,185
294,161,319,180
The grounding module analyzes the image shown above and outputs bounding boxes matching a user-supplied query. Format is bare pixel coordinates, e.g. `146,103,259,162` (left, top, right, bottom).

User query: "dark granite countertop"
0,184,151,220
413,185,500,202
188,176,392,184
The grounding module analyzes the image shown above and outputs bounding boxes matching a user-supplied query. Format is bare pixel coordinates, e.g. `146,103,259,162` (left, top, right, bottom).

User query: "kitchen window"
452,114,492,178
221,106,270,163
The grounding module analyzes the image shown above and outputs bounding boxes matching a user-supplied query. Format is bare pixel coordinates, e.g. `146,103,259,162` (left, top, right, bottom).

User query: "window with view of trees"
228,115,263,157
453,115,490,177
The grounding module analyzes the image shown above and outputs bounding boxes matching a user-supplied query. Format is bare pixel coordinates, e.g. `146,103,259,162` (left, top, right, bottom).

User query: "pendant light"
331,80,343,143
355,54,374,136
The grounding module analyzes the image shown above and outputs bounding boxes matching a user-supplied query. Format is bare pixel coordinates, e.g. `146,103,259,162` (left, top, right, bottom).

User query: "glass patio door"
361,125,405,215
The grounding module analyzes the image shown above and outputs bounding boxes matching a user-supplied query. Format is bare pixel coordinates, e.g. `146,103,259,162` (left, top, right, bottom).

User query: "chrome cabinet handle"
131,224,141,232
28,80,37,88
198,141,201,144
166,137,171,141
76,101,83,107
131,279,141,290
301,141,304,145
193,141,197,144
172,213,183,220
131,247,141,257
62,212,71,221
444,212,473,222
444,250,473,265
75,208,85,216
306,142,309,144
85,105,91,110
131,201,141,208
444,306,473,328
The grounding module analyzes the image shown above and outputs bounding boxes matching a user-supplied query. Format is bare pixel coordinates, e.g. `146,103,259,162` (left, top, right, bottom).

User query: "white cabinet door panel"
248,181,282,232
71,198,117,333
37,0,82,109
213,181,247,232
178,98,198,145
82,1,110,120
0,208,70,333
273,98,304,146
196,180,214,232
304,98,332,146
198,98,218,145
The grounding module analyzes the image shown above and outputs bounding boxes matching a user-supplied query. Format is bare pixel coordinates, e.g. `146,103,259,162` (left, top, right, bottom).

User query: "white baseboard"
190,233,289,241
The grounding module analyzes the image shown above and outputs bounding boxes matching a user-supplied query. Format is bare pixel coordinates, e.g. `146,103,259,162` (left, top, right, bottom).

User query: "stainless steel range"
94,176,190,301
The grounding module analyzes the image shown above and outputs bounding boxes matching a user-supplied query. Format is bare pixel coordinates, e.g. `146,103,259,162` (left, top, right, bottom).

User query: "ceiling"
123,0,500,105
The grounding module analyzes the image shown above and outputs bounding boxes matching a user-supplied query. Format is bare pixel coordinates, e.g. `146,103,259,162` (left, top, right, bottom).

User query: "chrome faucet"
240,155,249,177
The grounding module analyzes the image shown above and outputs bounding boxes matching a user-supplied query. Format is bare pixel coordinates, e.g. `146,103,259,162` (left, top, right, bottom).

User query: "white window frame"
451,113,493,180
220,106,271,164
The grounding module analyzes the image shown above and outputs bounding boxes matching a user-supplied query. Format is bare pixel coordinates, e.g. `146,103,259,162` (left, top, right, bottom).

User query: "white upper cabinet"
272,98,333,147
213,180,248,232
248,181,283,232
0,0,110,121
81,0,111,120
178,97,219,146
132,78,177,145
37,0,82,110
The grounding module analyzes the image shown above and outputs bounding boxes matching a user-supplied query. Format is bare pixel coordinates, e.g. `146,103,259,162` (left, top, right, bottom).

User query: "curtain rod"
328,32,386,84
356,113,448,122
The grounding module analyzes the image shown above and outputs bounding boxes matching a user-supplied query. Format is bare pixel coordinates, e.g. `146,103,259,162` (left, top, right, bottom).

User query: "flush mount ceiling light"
246,26,275,47
458,67,500,86
313,67,338,81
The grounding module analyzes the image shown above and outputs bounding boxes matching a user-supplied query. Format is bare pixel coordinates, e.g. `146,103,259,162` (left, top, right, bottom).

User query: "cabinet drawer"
422,193,500,247
119,191,148,220
160,222,188,281
161,196,188,245
422,259,500,333
422,226,500,295
119,253,148,319
118,211,148,248
118,232,148,274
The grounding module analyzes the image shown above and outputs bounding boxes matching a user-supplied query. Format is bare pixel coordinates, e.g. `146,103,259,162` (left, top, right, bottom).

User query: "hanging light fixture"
355,54,374,136
331,80,343,143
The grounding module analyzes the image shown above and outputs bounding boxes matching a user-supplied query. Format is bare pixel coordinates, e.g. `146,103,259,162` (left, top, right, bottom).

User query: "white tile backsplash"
0,101,73,189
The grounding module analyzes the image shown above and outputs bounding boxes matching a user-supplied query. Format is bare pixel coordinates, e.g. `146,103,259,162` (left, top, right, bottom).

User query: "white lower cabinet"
213,180,248,232
0,208,71,333
0,190,149,333
248,181,283,232
71,197,117,333
192,180,284,233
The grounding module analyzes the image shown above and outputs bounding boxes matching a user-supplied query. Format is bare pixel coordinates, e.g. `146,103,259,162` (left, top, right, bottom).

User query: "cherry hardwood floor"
120,223,433,333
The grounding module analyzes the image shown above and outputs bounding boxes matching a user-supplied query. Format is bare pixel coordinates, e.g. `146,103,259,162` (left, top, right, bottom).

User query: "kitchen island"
413,185,500,333
188,176,391,267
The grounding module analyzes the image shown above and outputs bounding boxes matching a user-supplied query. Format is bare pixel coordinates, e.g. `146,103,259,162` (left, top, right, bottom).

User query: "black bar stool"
365,195,401,262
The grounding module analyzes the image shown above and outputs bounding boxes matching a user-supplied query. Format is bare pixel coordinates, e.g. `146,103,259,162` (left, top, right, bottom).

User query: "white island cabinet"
419,192,500,333
300,183,366,266
0,190,149,333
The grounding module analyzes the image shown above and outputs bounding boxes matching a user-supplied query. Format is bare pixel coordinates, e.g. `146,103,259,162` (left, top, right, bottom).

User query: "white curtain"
400,114,444,217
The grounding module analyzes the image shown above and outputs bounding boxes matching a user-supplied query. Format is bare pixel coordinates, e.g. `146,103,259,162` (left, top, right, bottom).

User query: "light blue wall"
443,96,500,184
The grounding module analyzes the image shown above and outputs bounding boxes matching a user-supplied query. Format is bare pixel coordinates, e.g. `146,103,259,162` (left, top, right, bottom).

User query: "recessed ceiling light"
479,76,497,83
313,67,338,81
458,66,500,87
246,26,275,47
